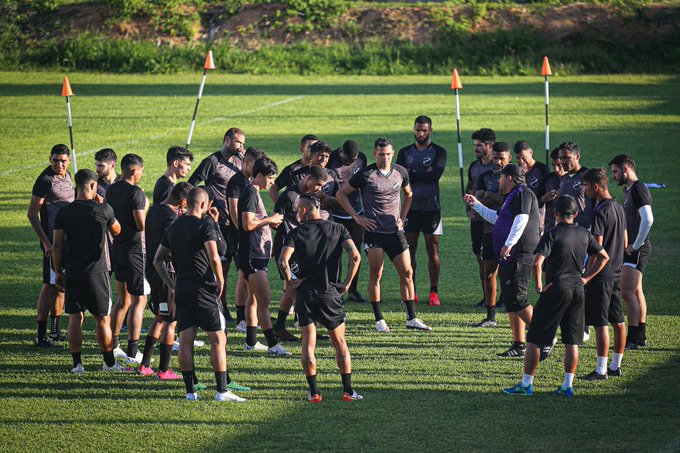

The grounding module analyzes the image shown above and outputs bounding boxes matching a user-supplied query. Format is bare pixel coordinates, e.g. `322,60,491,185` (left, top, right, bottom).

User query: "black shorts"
238,257,269,280
148,271,175,323
585,279,624,327
64,271,112,317
175,280,226,333
481,233,496,261
110,246,148,296
219,224,239,261
405,210,443,235
499,261,532,313
296,287,346,330
470,220,484,256
42,254,58,285
623,242,651,273
364,231,409,261
527,284,585,346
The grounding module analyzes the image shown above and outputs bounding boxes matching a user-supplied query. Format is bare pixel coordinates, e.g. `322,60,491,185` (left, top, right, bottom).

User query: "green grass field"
1,72,679,452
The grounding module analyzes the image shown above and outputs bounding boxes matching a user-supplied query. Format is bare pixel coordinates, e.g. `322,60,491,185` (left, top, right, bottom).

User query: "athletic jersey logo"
573,180,582,190
322,183,331,193
423,156,432,166
290,262,300,274
392,181,401,191
529,176,539,188
353,167,360,174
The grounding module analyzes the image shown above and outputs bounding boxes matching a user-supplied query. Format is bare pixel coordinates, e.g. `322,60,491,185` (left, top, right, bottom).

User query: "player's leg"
125,293,147,363
367,248,387,331
220,258,232,320
405,231,420,300
248,270,289,355
234,271,250,332
68,312,85,372
178,326,198,398
275,283,297,342
300,322,320,401
36,283,59,346
477,258,498,327
499,262,533,356
139,316,163,374
110,280,131,350
328,322,361,401
621,265,642,348
636,274,648,344
392,248,431,331
345,221,365,302
93,314,117,369
49,290,66,341
424,233,441,306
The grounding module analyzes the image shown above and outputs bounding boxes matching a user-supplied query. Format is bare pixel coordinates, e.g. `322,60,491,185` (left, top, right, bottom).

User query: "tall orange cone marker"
186,50,216,148
451,69,465,198
61,76,78,171
542,56,552,164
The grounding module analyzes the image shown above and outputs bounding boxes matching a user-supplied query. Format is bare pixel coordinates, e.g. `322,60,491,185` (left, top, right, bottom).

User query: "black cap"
500,163,525,184
555,195,579,217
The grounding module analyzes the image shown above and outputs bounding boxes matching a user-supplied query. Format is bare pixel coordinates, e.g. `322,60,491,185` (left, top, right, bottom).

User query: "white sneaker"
342,390,364,401
103,362,133,372
186,392,199,401
172,340,180,352
70,363,84,375
125,351,144,365
194,339,205,348
244,341,269,352
235,320,247,333
268,343,292,356
215,390,247,403
113,347,127,359
583,327,591,342
406,318,432,331
375,319,390,333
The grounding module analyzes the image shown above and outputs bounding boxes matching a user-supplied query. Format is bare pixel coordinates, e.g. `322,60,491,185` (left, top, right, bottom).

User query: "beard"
415,135,429,145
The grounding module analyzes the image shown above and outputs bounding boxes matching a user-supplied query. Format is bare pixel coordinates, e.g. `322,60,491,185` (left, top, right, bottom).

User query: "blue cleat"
502,382,533,395
553,386,574,398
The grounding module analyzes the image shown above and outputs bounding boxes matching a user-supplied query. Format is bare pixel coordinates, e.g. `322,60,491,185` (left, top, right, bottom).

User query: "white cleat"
342,390,364,401
406,318,432,331
268,344,292,356
103,362,133,372
215,390,247,403
244,341,269,352
113,347,127,359
194,339,205,348
125,351,144,365
186,392,199,401
583,327,591,342
375,319,390,333
235,320,247,333
70,363,84,375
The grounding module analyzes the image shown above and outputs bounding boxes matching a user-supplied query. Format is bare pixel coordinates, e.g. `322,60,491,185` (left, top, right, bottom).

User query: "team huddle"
27,118,653,401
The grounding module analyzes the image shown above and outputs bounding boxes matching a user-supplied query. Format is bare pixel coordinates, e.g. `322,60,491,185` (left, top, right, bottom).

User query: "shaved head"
187,187,209,210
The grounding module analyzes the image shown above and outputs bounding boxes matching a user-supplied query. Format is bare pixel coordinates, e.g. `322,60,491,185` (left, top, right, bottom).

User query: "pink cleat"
414,294,420,303
429,292,440,307
158,369,182,380
138,365,155,377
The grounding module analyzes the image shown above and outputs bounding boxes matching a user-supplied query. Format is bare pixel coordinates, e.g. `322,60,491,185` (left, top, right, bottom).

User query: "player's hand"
625,245,636,255
42,241,53,258
332,282,350,295
95,193,104,204
355,215,377,231
500,245,512,260
217,279,225,300
581,277,589,286
288,278,304,290
208,207,219,223
539,282,553,294
463,194,478,207
54,272,65,292
396,217,404,230
268,213,284,227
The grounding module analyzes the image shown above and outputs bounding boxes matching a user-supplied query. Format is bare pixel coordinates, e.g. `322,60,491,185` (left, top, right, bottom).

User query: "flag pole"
186,50,216,149
61,76,77,172
542,56,552,164
451,69,465,198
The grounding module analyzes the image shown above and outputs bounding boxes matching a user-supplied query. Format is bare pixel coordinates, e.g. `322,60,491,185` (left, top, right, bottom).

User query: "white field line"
1,95,306,177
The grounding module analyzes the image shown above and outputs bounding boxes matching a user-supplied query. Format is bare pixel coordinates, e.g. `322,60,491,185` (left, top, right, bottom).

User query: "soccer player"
328,140,368,303
154,187,246,402
287,140,336,190
503,195,609,398
336,137,431,333
138,182,192,379
467,128,496,308
474,141,512,327
396,116,447,306
580,168,627,380
273,166,333,341
226,147,265,333
237,157,291,356
94,148,121,198
27,144,75,347
465,164,540,357
540,148,567,233
609,154,654,349
558,141,592,229
513,141,549,234
105,154,149,363
279,194,363,403
51,169,130,373
268,134,318,202
152,146,194,205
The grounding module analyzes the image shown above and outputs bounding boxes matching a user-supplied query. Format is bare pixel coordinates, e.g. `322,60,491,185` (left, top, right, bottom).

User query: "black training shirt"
590,198,626,282
152,176,174,205
105,180,147,250
623,180,653,247
162,215,217,283
145,204,177,274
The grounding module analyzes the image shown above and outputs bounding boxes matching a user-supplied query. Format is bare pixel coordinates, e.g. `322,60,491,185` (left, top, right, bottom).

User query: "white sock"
610,352,624,370
596,356,608,375
521,374,534,387
562,373,574,389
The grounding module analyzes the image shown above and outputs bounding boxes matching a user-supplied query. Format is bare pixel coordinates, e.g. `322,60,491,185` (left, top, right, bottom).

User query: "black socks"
371,301,383,322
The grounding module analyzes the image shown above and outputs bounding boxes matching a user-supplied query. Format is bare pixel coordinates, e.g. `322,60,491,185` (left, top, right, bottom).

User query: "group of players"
27,117,653,401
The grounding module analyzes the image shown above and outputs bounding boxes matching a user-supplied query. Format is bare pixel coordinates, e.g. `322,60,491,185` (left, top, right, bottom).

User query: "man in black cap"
465,164,541,358
503,195,609,398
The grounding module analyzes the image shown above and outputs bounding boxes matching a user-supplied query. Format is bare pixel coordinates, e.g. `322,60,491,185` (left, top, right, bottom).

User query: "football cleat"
428,292,441,307
375,319,390,333
502,383,533,395
342,390,364,402
406,318,432,331
70,363,84,375
308,393,322,403
553,386,574,398
215,390,246,403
